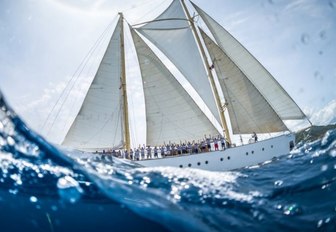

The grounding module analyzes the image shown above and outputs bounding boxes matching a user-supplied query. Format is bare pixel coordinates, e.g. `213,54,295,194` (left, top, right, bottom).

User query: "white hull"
134,134,295,172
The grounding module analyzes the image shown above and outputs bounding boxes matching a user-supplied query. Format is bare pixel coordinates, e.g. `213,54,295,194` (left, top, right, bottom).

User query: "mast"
119,12,131,151
180,0,231,143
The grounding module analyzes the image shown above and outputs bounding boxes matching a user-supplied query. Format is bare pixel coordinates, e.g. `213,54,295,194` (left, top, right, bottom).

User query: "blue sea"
1,93,336,232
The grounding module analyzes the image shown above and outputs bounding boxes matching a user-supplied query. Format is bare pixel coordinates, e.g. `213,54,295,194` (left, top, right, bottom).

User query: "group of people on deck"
100,132,258,161
102,135,230,161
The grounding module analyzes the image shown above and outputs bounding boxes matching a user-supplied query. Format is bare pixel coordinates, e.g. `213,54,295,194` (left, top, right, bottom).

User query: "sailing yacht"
60,0,310,171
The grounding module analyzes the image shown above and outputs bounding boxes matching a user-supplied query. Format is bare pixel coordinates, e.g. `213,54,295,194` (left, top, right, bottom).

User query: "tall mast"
119,12,131,151
180,0,231,143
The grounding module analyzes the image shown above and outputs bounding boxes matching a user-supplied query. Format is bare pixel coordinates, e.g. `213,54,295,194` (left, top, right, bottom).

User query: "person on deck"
166,144,171,156
130,149,134,160
214,137,219,151
141,147,145,159
160,146,165,157
154,146,158,158
206,137,211,151
221,137,225,150
252,132,258,142
201,140,206,152
147,146,151,159
135,149,140,160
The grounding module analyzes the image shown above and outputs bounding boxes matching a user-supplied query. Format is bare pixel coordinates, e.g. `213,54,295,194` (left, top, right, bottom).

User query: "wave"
1,91,336,231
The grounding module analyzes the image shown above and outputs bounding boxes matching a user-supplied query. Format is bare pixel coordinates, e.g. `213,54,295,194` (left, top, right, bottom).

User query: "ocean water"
1,93,336,232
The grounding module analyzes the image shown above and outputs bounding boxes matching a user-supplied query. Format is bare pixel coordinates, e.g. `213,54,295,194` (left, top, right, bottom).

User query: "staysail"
136,0,221,124
192,2,306,121
131,28,219,145
62,18,124,151
200,29,288,134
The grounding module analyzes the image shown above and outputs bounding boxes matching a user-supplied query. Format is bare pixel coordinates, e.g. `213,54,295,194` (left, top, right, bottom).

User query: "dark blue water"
1,92,336,232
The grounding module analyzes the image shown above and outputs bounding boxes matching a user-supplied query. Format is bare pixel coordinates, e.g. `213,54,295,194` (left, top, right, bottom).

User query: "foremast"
180,0,232,144
119,13,131,152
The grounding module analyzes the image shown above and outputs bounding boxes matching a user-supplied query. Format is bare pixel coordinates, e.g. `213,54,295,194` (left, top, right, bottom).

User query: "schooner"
59,0,310,171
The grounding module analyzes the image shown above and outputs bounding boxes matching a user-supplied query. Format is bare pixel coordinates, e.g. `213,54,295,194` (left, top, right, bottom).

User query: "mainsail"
131,28,219,145
62,18,124,151
200,29,288,134
136,0,221,124
192,2,306,121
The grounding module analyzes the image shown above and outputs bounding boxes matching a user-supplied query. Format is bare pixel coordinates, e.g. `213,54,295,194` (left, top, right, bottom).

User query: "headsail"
131,28,219,145
136,0,221,124
62,18,124,151
192,2,306,121
200,29,288,134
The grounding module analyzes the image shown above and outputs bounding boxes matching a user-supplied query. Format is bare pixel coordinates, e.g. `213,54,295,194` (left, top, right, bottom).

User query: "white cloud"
286,99,336,131
18,75,93,144
310,99,336,125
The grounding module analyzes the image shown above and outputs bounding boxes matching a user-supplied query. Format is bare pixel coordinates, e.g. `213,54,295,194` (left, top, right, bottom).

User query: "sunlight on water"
57,176,83,203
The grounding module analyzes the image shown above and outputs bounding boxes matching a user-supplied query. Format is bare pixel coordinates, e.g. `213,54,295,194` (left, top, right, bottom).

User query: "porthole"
251,151,254,154
197,162,201,166
205,161,208,164
271,145,274,148
227,156,230,160
246,152,248,156
179,165,183,168
188,163,192,167
262,148,265,151
220,158,223,161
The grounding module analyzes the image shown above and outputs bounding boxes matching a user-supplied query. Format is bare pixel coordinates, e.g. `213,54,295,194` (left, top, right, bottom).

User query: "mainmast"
180,0,231,144
119,12,131,151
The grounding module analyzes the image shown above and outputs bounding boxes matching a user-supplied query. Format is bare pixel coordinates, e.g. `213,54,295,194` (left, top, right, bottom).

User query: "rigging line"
136,26,189,31
42,17,118,136
46,18,118,137
132,18,189,27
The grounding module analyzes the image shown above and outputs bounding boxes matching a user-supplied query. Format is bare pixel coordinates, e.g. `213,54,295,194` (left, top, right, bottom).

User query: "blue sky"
0,0,335,144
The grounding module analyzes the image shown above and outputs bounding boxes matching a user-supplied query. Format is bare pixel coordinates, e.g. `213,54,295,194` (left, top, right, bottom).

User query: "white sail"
192,2,306,120
62,19,124,151
131,29,219,145
136,0,221,124
201,29,288,134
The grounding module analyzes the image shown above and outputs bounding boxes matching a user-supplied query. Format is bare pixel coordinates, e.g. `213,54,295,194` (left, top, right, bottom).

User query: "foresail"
62,19,124,151
201,30,288,134
136,0,221,124
131,29,219,145
192,2,306,120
